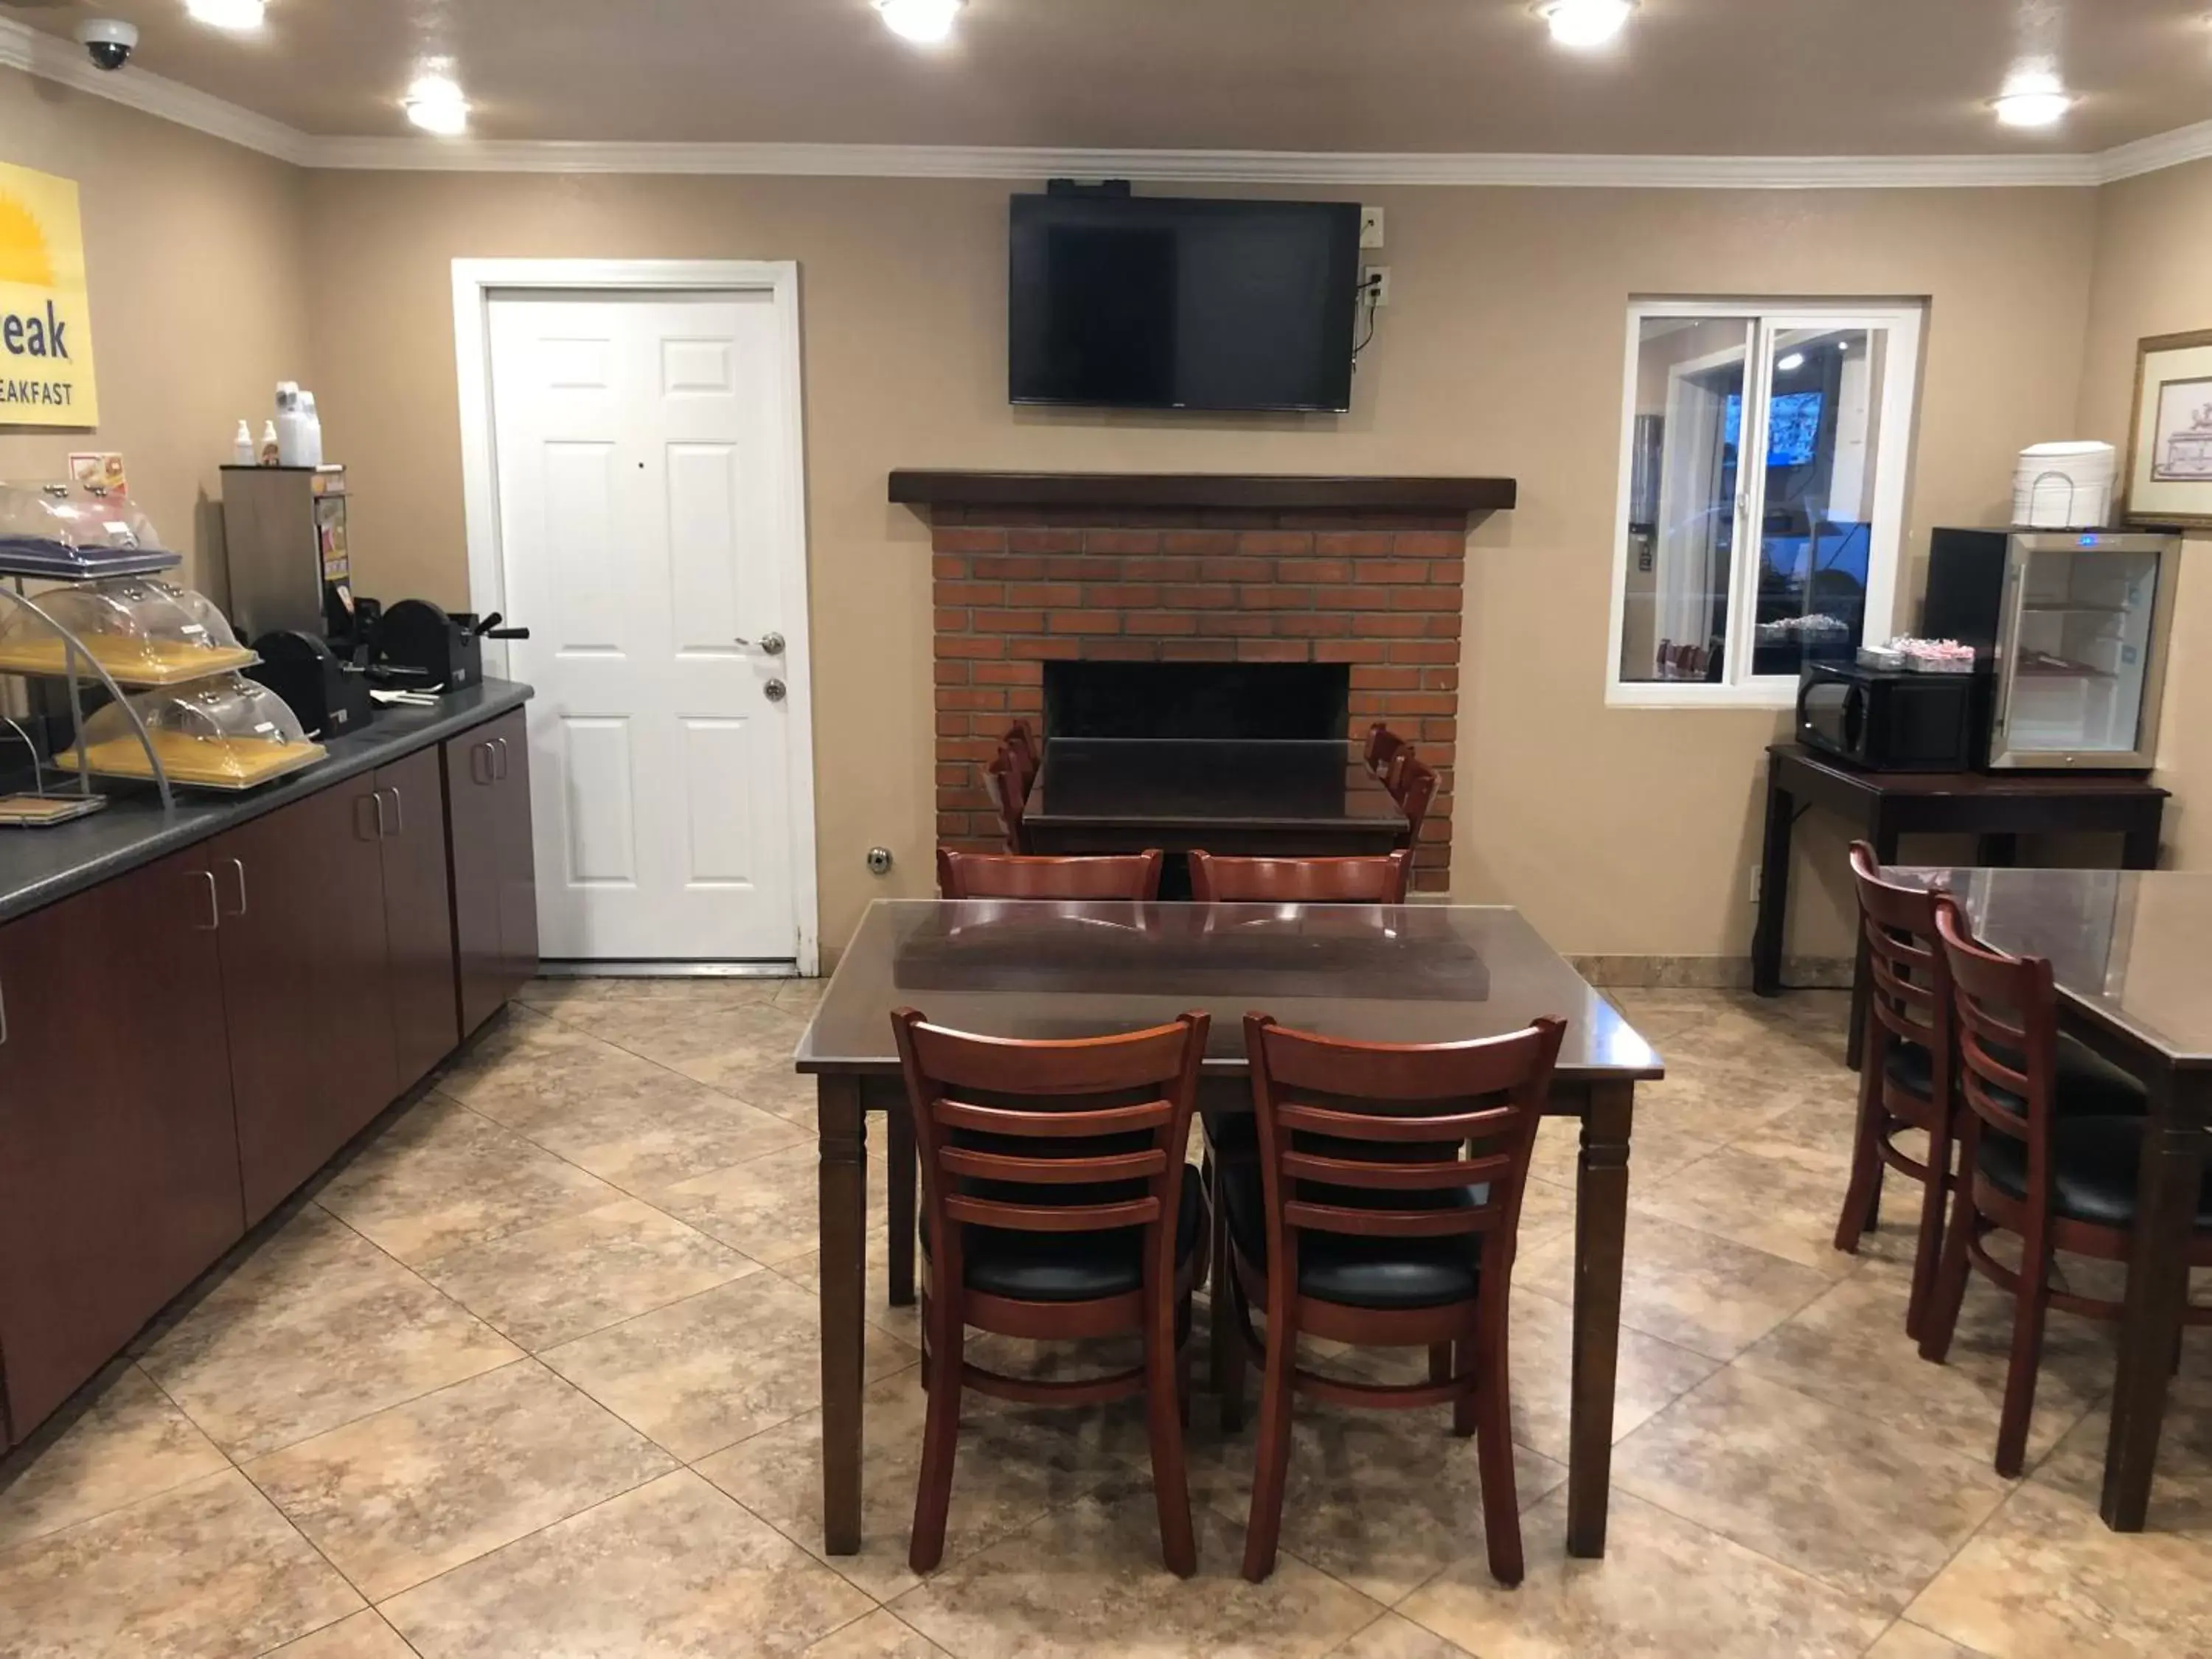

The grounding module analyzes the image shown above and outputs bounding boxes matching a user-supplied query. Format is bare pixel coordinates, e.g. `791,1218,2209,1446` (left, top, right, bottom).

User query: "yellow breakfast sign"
0,162,95,427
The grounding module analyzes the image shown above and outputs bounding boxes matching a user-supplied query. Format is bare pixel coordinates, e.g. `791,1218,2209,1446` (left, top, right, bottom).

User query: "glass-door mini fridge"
1922,527,2180,771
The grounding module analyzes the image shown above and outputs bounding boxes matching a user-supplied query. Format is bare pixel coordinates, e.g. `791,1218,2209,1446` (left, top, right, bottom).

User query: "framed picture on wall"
2126,328,2212,528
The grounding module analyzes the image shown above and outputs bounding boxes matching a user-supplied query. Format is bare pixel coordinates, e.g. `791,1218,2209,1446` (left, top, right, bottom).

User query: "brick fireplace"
905,473,1515,895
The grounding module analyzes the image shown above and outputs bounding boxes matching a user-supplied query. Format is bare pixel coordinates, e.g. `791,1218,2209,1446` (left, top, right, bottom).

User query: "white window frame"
1604,297,1925,709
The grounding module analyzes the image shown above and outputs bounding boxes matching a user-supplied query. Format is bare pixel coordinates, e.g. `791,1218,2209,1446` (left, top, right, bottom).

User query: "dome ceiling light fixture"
1535,0,1636,49
875,0,965,46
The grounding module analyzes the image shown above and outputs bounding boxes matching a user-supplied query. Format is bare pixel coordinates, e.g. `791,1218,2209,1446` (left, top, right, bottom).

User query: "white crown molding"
1,13,2205,192
0,16,310,164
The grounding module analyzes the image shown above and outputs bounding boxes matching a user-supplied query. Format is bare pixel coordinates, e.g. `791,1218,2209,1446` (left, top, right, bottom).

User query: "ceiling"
11,0,2212,155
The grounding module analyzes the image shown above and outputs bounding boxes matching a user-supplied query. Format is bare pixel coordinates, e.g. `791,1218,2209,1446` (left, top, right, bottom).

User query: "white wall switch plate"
1359,206,1385,248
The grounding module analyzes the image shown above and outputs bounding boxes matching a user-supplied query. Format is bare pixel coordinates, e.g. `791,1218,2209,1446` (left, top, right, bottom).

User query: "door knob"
735,632,786,655
765,678,787,703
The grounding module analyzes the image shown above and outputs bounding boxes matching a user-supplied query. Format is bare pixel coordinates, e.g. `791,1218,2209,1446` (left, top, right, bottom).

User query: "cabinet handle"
493,737,511,782
226,856,248,918
355,793,380,841
195,869,220,931
388,785,405,835
470,741,493,787
372,790,389,839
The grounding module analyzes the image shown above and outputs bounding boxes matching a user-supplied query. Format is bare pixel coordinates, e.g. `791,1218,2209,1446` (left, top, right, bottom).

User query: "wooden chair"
1396,758,1438,853
891,1008,1212,1576
1229,1013,1565,1585
1918,899,2205,1476
1188,850,1411,905
936,847,1164,901
1363,723,1409,783
1834,841,1961,1338
987,745,1027,853
1004,720,1040,800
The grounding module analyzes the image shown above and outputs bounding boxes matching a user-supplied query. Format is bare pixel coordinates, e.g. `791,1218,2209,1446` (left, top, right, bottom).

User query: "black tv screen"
1009,194,1362,413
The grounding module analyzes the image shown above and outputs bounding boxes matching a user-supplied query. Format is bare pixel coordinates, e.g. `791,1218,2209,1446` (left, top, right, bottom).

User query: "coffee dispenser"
218,464,362,647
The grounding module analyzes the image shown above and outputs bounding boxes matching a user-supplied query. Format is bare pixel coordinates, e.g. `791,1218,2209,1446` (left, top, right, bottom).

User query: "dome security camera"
75,18,139,72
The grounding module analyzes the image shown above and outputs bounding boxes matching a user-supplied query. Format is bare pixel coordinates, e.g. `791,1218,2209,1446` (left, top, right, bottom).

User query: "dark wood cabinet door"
376,745,460,1090
490,709,540,990
0,851,243,1441
216,785,399,1225
445,726,507,1034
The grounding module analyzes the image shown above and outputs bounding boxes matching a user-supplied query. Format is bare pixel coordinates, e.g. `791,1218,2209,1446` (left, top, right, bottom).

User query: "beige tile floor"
2,980,2208,1658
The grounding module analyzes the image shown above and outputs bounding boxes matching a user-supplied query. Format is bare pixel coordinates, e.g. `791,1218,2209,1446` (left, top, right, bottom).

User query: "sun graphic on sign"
0,192,55,288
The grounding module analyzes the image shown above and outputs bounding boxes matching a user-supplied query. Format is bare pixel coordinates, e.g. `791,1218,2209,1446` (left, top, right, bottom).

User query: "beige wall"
2079,156,2212,871
302,173,2097,959
0,69,310,591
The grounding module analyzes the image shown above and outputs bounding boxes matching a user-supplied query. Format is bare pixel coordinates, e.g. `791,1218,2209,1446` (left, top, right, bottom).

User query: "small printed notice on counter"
0,162,97,427
68,451,125,495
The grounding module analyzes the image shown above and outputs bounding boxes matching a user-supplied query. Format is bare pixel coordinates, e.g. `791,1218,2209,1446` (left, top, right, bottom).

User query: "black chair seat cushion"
1221,1161,1483,1311
1976,1116,2212,1231
921,1171,1205,1303
1884,1034,2146,1118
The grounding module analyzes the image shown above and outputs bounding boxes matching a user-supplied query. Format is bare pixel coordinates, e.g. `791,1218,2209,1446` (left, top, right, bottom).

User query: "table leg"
886,1107,917,1308
818,1074,867,1556
1846,814,1902,1071
2122,811,2163,872
1567,1079,1633,1558
2100,1068,2207,1531
1751,773,1794,998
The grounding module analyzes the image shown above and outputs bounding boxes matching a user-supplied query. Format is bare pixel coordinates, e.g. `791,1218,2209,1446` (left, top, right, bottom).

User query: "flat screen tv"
1009,193,1363,413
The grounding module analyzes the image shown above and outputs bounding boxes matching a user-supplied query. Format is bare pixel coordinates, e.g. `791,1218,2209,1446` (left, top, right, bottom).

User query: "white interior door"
486,288,801,963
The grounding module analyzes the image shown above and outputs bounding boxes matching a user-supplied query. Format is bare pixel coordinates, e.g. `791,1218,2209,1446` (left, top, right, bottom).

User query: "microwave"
1797,662,1992,773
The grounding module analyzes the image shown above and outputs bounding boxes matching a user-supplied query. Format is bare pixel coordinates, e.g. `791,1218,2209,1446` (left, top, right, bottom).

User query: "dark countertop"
1029,738,1405,832
0,678,532,924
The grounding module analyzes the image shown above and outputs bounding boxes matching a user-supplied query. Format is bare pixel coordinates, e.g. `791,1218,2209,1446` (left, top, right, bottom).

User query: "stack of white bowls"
2012,441,2116,529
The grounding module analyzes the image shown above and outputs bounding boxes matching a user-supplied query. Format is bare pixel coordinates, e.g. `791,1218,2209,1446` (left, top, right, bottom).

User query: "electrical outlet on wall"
1359,205,1385,248
1362,265,1391,307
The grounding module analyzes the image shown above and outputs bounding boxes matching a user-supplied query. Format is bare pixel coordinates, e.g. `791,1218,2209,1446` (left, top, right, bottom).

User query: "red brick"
1009,637,1082,660
1427,562,1464,588
1387,640,1458,664
1085,529,1161,554
1084,583,1163,608
1164,530,1239,555
1160,640,1237,661
1276,559,1353,584
1079,639,1159,661
972,609,1048,633
1354,560,1433,584
1238,531,1314,556
939,636,1005,660
1006,582,1084,608
1007,528,1085,554
933,608,968,633
1200,556,1273,582
936,712,971,737
1347,691,1390,717
1420,742,1458,768
933,658,970,685
934,686,1007,712
1351,667,1422,690
1314,531,1394,557
936,785,994,811
936,811,970,838
1423,717,1458,742
972,661,1043,687
931,554,969,579
1237,640,1311,663
970,555,1048,581
1044,556,1127,582
1124,611,1200,635
1418,818,1453,844
1314,641,1389,663
1390,586,1461,613
1159,583,1237,609
1387,692,1455,717
933,527,1006,554
1321,584,1401,611
1123,557,1203,582
1393,531,1466,558
1048,611,1122,634
1271,613,1352,638
1425,613,1464,638
942,737,1003,762
1354,613,1430,637
1413,869,1450,894
934,581,1004,606
935,762,969,787
1425,667,1460,692
1238,586,1315,611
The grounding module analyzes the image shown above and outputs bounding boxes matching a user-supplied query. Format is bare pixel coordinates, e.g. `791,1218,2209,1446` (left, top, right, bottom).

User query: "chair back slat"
938,1145,1168,1186
1004,720,1040,796
944,1195,1161,1234
1276,1100,1520,1144
1189,850,1411,905
1281,1150,1515,1190
1397,759,1439,848
937,848,1164,902
894,1008,1208,1280
987,747,1028,853
1933,897,2059,1150
1848,841,1952,1072
1283,1200,1491,1238
1364,723,1408,779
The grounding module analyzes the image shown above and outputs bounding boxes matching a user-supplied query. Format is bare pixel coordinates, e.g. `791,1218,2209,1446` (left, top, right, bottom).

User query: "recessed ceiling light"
184,0,266,28
875,0,964,45
1778,352,1806,372
403,74,470,136
1993,69,2073,128
1537,0,1635,48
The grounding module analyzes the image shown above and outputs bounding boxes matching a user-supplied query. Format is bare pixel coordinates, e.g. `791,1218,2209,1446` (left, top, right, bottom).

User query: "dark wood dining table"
1022,737,1407,857
1889,866,2211,1531
794,898,1663,1561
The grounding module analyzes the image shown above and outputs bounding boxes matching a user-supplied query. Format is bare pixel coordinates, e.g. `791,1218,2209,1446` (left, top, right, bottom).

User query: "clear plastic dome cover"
0,483,174,577
65,672,325,789
0,577,256,684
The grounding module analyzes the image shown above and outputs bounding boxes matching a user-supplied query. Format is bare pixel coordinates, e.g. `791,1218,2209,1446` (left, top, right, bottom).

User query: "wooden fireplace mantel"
888,470,1517,514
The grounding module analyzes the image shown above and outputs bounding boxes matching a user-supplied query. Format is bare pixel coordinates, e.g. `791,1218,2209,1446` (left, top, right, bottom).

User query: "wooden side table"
1750,743,2168,1063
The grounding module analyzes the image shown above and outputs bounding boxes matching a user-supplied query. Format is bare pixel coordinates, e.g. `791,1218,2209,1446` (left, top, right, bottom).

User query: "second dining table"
794,897,1664,1562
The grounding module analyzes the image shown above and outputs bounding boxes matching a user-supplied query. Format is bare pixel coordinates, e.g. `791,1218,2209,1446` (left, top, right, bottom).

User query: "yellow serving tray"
0,638,260,687
55,731,327,790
